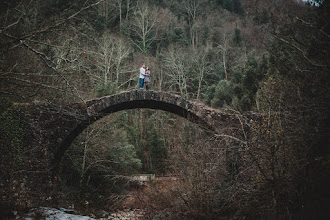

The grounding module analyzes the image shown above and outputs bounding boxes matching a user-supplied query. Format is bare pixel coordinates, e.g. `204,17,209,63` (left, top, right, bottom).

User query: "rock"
59,207,76,214
94,209,109,218
21,207,96,220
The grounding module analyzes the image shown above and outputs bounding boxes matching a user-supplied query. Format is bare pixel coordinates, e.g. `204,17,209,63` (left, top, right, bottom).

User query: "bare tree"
0,0,103,104
192,45,212,99
94,32,131,90
216,33,229,80
163,46,190,98
124,1,159,55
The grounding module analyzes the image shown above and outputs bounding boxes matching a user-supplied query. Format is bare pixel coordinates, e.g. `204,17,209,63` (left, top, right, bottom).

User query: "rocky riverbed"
17,207,145,219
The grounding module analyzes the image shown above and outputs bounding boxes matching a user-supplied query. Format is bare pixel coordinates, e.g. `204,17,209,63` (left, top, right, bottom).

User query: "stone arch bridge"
5,89,252,208
18,89,248,170
58,89,246,166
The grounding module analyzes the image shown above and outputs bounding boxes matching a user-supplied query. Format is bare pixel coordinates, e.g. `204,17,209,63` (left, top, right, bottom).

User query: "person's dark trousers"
146,85,149,90
139,78,144,88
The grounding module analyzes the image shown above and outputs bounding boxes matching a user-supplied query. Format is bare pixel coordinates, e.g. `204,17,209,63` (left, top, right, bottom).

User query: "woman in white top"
144,67,151,90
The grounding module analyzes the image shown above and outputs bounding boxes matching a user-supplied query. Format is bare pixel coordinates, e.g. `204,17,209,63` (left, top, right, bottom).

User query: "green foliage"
58,113,141,204
169,27,189,46
211,80,232,108
210,52,268,111
202,26,211,45
210,0,244,14
242,55,261,93
211,53,268,111
126,111,168,174
94,14,107,32
95,81,118,97
253,8,270,25
203,84,217,105
149,128,167,173
108,144,142,174
127,119,140,149
232,24,242,46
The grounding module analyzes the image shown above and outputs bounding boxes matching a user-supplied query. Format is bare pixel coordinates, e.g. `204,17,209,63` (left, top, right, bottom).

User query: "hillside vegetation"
1,0,329,219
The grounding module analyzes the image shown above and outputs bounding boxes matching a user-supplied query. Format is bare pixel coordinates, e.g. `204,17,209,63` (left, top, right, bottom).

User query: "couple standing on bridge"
139,64,151,90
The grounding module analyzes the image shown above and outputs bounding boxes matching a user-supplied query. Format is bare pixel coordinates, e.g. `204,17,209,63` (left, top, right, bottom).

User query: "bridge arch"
53,89,237,168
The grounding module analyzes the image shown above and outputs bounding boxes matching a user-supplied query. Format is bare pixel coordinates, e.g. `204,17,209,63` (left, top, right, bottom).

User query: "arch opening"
52,98,214,170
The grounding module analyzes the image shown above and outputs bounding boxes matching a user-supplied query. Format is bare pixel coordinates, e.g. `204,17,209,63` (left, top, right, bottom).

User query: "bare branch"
0,14,23,34
20,40,85,103
0,76,66,92
214,134,247,145
274,35,327,68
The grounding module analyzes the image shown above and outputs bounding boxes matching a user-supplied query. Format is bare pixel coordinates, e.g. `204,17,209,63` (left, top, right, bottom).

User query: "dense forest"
1,0,329,219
